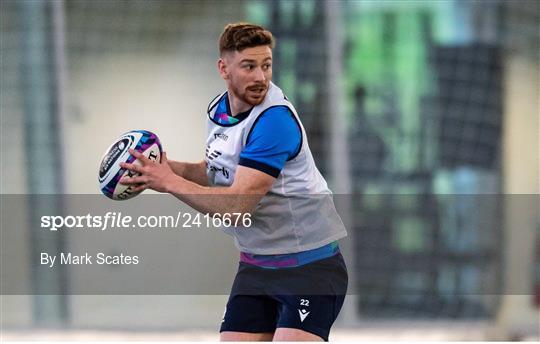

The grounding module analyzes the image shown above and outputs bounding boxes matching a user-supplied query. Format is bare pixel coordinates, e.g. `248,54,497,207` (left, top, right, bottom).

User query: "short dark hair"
219,22,275,55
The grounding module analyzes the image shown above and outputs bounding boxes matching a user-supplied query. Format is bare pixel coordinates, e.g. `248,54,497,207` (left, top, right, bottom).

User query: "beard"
230,81,269,106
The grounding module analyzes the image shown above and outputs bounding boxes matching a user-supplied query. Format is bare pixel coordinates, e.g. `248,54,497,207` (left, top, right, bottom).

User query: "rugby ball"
99,130,162,200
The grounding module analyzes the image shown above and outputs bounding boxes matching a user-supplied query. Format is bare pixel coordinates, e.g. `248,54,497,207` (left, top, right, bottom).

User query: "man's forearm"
164,165,275,216
120,153,271,216
165,175,259,216
168,160,208,186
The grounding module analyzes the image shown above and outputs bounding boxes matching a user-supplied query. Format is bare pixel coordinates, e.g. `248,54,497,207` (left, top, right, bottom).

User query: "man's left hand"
119,149,177,194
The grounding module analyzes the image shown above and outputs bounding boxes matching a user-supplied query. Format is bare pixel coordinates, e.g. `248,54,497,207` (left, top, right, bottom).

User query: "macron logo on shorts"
298,309,310,322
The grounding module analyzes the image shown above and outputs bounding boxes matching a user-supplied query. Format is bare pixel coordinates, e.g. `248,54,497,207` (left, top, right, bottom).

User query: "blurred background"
1,0,539,341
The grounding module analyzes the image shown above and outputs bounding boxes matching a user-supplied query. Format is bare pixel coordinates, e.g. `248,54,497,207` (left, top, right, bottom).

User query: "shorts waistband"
239,241,340,269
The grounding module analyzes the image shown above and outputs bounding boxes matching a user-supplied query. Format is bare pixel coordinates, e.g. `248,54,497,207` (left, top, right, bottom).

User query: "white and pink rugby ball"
99,130,162,200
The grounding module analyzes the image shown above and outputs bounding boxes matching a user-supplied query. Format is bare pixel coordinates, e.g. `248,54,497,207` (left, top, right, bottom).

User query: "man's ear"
218,57,228,80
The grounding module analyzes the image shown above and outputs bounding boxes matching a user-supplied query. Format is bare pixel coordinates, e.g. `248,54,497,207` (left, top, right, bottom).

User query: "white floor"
2,321,539,342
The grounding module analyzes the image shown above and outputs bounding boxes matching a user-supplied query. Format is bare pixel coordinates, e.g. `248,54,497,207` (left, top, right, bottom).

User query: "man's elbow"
219,205,256,217
235,204,256,217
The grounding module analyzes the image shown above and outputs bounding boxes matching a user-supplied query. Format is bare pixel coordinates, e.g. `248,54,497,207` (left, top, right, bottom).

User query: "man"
120,23,348,341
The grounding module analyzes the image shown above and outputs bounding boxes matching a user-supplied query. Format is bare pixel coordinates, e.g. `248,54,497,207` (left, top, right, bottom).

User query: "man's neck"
227,93,252,117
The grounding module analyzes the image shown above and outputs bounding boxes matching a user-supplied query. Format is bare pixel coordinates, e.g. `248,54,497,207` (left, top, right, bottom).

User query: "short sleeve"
238,106,301,178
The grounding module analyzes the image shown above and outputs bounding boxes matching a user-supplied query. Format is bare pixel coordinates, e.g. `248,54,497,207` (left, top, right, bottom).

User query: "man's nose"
253,66,266,82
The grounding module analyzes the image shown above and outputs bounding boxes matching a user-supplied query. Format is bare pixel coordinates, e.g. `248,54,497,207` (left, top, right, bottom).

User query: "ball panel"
98,131,143,186
98,137,131,181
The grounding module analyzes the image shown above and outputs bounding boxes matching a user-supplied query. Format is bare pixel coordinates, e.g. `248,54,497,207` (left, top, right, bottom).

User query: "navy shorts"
220,253,348,341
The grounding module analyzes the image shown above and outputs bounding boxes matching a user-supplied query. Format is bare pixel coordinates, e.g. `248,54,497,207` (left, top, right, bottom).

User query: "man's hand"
119,149,178,193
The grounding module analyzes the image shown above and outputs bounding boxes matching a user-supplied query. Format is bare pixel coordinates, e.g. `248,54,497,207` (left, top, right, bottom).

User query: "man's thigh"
273,294,344,342
269,254,348,341
220,294,278,336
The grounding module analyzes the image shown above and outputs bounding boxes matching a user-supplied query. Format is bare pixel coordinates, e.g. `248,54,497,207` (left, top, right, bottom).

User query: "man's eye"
244,65,254,70
262,64,271,70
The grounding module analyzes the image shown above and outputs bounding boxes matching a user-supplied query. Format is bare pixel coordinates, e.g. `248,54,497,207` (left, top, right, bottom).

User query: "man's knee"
220,331,274,341
273,328,324,341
